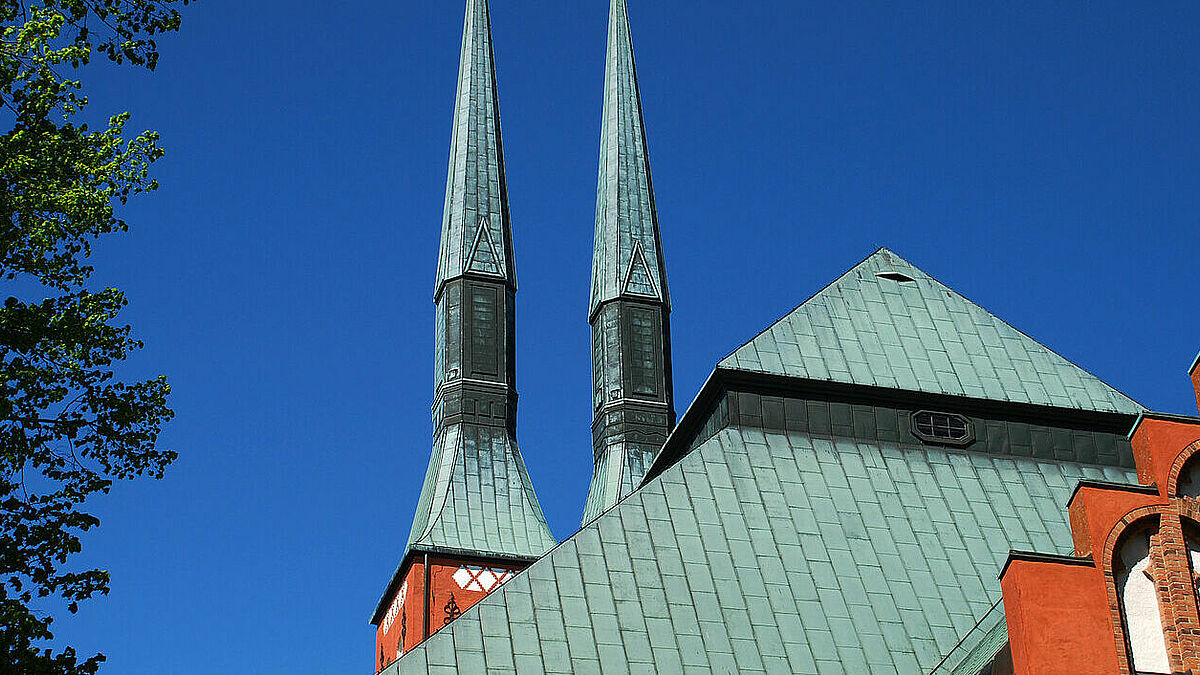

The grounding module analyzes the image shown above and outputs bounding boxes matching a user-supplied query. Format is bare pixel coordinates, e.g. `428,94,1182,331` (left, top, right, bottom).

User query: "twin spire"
405,0,554,563
435,0,516,296
406,0,673,568
583,0,675,523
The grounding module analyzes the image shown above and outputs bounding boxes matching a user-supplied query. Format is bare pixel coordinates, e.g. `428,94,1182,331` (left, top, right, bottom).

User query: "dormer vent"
876,272,916,283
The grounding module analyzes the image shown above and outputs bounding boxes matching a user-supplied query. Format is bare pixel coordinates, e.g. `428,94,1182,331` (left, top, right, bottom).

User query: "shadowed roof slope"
720,248,1143,415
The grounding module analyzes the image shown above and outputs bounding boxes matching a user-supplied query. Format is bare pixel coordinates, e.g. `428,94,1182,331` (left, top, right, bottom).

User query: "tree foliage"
1,1,188,672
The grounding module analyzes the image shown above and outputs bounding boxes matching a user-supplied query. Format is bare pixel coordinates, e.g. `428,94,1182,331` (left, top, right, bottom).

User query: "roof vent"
876,272,915,283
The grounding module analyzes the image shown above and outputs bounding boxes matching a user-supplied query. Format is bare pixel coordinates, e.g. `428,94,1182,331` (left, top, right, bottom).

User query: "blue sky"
51,0,1200,673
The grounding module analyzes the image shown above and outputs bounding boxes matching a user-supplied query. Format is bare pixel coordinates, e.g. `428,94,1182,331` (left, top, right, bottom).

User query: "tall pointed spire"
372,3,555,664
582,0,676,525
436,0,516,297
409,0,553,561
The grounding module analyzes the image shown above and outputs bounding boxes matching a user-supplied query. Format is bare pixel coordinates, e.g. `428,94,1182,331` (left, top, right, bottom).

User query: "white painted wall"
1116,530,1170,674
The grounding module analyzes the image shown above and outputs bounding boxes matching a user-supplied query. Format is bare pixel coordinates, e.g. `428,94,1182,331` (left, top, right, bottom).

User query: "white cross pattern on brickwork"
451,565,513,593
381,581,407,634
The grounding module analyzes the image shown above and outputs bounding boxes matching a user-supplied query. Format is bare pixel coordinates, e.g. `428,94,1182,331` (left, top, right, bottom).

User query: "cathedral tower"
582,0,676,525
370,0,556,669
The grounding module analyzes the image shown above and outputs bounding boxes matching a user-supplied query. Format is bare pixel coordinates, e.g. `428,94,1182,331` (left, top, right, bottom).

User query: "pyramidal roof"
720,248,1143,416
435,0,516,298
589,0,669,318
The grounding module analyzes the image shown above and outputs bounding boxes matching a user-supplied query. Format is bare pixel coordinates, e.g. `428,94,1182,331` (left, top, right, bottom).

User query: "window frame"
910,410,976,448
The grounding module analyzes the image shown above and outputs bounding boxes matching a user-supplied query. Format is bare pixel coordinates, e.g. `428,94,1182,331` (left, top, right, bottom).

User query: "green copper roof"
581,442,654,525
406,424,556,559
386,424,1135,673
436,0,516,298
589,0,670,318
721,248,1144,415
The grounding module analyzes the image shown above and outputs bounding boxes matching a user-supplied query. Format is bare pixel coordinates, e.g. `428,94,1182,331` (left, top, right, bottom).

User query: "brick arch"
1100,501,1200,674
1101,508,1164,675
1168,439,1200,498
1102,509,1163,573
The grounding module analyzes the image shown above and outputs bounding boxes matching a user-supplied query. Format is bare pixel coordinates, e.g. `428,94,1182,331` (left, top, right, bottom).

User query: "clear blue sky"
54,1,1199,673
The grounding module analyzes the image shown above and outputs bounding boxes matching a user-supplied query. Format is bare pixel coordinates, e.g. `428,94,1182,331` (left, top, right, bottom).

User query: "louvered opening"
876,272,916,283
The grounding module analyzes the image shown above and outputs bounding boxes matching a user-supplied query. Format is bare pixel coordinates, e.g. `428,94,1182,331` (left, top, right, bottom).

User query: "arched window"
1114,522,1170,674
1177,452,1200,498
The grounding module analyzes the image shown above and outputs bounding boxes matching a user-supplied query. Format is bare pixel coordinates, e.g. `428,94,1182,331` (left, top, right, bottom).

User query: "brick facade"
374,554,525,672
1001,364,1200,674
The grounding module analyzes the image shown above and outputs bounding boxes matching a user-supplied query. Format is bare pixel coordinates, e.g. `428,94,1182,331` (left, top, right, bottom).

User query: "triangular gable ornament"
621,241,659,299
465,214,504,277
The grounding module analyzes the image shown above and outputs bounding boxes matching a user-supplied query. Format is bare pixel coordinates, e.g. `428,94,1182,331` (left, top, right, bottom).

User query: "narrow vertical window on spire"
592,321,605,410
628,307,659,397
445,283,462,379
469,284,499,377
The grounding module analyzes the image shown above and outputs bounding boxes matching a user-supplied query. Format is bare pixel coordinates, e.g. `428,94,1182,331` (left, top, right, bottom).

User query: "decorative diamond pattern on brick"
451,565,512,593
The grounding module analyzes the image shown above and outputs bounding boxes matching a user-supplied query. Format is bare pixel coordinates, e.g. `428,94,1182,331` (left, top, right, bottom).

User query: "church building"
369,1,1200,673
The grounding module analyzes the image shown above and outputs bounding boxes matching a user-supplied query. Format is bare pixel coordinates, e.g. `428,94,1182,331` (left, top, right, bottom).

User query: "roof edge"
999,550,1095,580
716,246,889,367
1066,478,1159,509
1190,350,1200,376
1127,410,1200,440
718,246,1146,415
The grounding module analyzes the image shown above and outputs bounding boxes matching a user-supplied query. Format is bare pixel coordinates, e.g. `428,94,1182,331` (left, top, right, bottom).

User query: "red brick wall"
426,558,520,637
374,556,524,671
374,558,425,672
1002,559,1118,675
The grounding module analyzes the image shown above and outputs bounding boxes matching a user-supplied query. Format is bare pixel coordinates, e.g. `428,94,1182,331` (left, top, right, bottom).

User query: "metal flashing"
645,365,1139,485
999,551,1096,580
1066,478,1160,508
1127,410,1200,440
